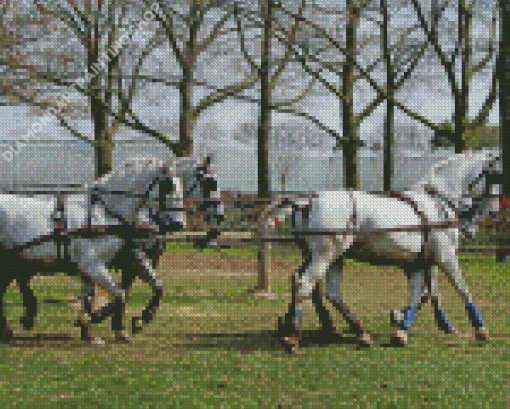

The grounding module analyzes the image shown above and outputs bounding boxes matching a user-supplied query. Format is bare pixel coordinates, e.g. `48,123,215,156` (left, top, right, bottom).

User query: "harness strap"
12,224,163,254
387,191,431,261
55,192,69,261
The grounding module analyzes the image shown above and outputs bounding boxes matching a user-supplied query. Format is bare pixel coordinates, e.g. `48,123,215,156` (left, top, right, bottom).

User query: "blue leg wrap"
292,309,303,329
466,303,484,329
436,309,454,333
400,307,415,332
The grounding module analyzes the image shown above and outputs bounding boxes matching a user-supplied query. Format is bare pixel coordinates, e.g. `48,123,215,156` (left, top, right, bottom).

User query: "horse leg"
434,236,489,341
391,269,430,346
424,266,456,335
82,276,132,344
18,278,37,331
0,283,13,342
392,266,456,345
312,281,342,339
278,258,308,337
130,249,163,336
112,267,138,343
324,257,372,347
76,280,102,346
76,266,125,347
278,236,340,353
145,239,165,271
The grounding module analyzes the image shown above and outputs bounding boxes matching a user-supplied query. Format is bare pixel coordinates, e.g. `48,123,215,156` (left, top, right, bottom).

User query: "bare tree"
0,0,161,178
1,0,261,181
142,0,260,157
273,0,433,190
409,0,499,153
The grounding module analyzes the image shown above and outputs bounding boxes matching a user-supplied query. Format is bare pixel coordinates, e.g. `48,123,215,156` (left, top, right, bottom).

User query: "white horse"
80,155,224,333
264,151,500,352
0,155,224,345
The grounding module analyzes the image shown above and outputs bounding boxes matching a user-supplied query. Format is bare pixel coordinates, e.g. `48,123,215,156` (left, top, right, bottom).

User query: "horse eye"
202,180,216,196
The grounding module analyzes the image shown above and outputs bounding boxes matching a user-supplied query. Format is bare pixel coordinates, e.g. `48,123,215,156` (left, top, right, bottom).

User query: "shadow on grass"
178,329,365,353
2,333,79,348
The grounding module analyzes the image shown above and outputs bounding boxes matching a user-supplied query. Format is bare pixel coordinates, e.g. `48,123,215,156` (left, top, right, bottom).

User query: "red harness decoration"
500,194,510,212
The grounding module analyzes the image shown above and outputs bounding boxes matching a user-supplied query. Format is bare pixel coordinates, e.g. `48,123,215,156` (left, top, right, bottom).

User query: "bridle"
423,163,502,237
185,166,222,220
93,170,184,233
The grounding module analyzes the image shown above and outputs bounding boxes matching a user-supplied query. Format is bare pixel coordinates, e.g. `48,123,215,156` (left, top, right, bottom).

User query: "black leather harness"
14,181,184,260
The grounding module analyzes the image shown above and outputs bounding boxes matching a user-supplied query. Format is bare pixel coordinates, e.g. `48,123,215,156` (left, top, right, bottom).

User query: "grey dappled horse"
266,151,500,352
0,155,223,345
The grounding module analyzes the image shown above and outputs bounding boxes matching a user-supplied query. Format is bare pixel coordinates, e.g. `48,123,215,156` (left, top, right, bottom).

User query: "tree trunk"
92,93,113,179
88,7,112,180
498,0,510,261
177,61,195,158
343,3,360,190
258,0,272,197
454,0,469,153
176,4,201,158
255,0,273,293
382,0,394,192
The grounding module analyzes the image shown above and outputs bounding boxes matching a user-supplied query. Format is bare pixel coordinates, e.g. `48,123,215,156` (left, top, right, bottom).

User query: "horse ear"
199,154,214,170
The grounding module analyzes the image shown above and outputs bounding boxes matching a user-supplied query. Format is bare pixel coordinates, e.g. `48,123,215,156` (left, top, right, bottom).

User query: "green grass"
0,245,508,408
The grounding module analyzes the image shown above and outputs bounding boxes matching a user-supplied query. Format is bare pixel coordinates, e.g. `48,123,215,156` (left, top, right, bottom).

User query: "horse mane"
412,150,500,204
93,157,172,194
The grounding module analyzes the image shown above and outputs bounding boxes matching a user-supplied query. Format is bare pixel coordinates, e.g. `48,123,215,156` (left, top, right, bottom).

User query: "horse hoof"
1,328,14,343
132,317,143,335
283,336,299,354
277,315,292,337
20,316,34,331
390,310,404,327
391,330,408,347
475,328,489,341
115,331,132,344
88,338,105,347
319,325,343,340
358,333,373,348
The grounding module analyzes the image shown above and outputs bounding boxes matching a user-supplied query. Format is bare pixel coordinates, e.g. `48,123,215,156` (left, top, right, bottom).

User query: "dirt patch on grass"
160,253,260,274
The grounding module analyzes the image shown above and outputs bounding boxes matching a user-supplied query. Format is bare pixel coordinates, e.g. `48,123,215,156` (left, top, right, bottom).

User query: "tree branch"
410,0,459,99
196,8,236,55
147,0,184,66
466,71,498,132
271,76,317,108
236,6,261,74
274,107,344,148
472,8,498,75
355,61,442,133
194,72,259,118
55,112,97,146
33,0,88,49
273,31,343,101
273,0,346,54
270,0,306,89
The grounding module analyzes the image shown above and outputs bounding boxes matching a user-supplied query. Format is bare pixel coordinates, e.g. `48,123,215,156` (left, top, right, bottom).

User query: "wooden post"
247,220,276,299
257,240,271,291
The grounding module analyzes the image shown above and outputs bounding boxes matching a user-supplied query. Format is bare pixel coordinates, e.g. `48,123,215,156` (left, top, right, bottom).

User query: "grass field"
0,242,508,408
